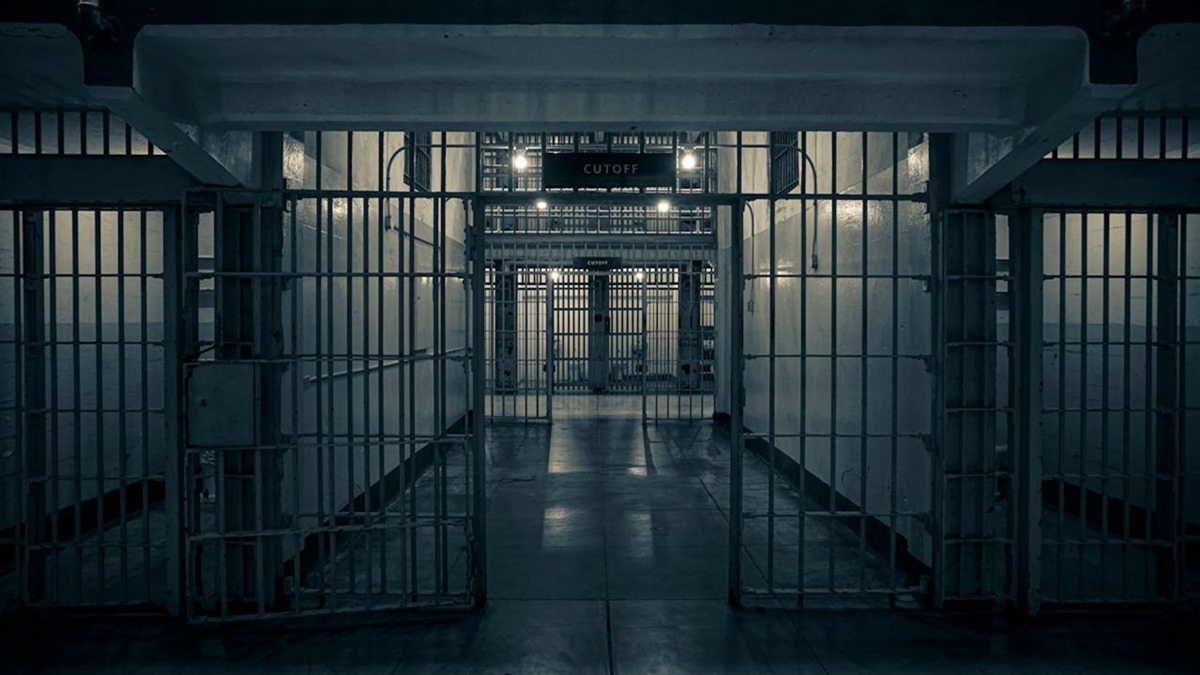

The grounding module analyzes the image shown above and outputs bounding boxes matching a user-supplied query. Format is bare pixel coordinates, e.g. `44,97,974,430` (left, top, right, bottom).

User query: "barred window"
770,131,799,194
404,131,432,191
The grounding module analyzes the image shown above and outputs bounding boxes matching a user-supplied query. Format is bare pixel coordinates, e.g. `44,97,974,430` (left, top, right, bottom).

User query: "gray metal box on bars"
186,362,257,447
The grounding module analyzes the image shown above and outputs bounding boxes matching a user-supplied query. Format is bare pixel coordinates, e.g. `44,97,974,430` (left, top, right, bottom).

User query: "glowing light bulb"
550,270,561,281
680,152,697,170
513,152,529,170
656,200,671,213
536,199,548,210
635,272,644,281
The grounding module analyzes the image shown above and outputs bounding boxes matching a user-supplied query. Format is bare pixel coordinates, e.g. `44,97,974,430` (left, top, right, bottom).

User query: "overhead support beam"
950,84,1133,205
89,86,257,188
183,77,1025,132
0,155,198,205
992,159,1200,210
6,2,1200,87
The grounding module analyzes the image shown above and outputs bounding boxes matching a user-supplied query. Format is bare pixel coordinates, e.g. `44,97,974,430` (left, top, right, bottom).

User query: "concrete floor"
3,395,1197,673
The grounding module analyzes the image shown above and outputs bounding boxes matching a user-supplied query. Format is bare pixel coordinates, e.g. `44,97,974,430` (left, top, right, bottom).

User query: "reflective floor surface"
4,396,1196,673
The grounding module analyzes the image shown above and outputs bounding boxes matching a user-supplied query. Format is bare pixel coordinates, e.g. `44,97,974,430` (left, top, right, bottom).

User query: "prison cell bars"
184,189,475,619
736,132,935,605
1036,211,1194,605
0,208,167,609
1049,115,1198,160
2,110,160,156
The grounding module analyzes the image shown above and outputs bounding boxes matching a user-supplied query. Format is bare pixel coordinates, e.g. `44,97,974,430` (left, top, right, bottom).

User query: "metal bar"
314,189,328,608
728,199,744,607
139,210,155,602
859,131,869,594
94,208,106,604
291,194,305,609
928,135,948,608
46,210,60,604
1142,212,1155,600
471,196,488,606
71,208,82,601
888,133,900,600
1122,211,1133,601
326,194,339,610
117,210,129,604
21,209,46,604
1056,212,1067,602
547,270,555,421
1012,207,1044,615
798,134,810,602
1101,212,1112,596
398,195,409,599
768,195,777,592
828,133,839,595
346,193,357,601
1078,213,1088,602
1154,211,1180,601
374,157,387,599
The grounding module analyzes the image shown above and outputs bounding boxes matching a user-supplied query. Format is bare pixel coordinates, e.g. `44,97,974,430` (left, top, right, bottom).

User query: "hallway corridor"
487,396,729,602
4,400,1198,673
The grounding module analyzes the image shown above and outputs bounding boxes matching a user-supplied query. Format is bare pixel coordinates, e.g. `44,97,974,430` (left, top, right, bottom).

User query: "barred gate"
643,264,716,422
485,265,551,421
1,208,170,610
1036,210,1198,605
178,188,483,620
0,110,172,612
732,132,939,607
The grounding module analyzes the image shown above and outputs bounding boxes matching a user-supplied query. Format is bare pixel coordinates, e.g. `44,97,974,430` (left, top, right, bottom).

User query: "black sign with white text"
573,257,623,271
543,152,675,189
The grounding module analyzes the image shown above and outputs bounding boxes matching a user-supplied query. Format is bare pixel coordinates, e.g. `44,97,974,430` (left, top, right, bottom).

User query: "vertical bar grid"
739,132,934,605
182,164,477,618
1039,210,1190,605
0,207,167,609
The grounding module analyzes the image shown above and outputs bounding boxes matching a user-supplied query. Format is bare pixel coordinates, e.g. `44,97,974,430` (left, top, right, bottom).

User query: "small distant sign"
573,256,623,271
543,152,675,189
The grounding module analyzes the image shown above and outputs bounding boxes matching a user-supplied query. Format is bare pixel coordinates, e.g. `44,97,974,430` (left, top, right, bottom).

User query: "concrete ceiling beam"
90,87,258,187
949,84,1133,205
991,158,1200,210
4,1,1199,86
186,78,1025,132
0,155,198,205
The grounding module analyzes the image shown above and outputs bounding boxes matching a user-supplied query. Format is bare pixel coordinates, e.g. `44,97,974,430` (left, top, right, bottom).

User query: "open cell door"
178,186,485,620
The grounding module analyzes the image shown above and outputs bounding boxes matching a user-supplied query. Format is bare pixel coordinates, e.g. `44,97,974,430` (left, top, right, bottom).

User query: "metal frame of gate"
1023,209,1198,606
485,264,552,421
642,263,716,422
1,110,172,612
177,185,485,620
730,131,939,607
1,207,170,611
